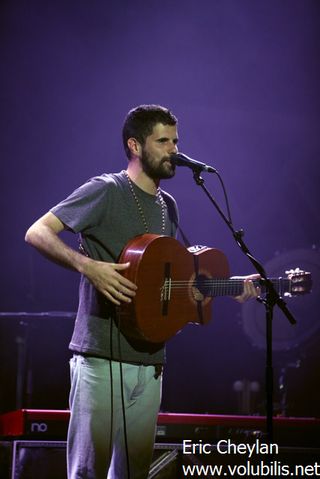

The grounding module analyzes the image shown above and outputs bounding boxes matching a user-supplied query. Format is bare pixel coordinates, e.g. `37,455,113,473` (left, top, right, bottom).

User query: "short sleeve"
50,176,111,233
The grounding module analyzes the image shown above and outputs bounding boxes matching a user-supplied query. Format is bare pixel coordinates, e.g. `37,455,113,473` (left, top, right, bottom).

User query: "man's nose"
168,142,178,154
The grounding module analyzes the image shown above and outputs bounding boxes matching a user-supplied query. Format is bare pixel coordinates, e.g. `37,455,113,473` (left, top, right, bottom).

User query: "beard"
140,148,176,180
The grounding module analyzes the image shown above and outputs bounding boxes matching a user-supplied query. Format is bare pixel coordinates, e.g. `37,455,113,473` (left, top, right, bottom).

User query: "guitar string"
157,279,288,284
158,280,303,297
158,279,292,294
157,280,269,286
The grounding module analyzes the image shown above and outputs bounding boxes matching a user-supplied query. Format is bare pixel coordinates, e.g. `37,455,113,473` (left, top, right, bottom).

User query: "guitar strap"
78,234,89,257
175,222,192,248
193,252,205,325
174,220,205,324
173,218,194,251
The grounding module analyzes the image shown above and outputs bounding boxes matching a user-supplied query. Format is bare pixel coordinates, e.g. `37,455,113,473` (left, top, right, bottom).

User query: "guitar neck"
208,278,291,297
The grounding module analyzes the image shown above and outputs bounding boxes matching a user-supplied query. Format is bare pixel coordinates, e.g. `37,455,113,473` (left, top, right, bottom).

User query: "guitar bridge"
160,263,171,316
161,277,172,302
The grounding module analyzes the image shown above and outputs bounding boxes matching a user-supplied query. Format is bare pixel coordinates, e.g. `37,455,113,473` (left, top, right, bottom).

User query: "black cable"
214,169,233,226
116,312,131,478
108,318,114,468
79,240,116,473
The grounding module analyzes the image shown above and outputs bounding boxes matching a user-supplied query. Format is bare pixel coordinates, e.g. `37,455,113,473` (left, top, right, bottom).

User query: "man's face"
140,123,179,180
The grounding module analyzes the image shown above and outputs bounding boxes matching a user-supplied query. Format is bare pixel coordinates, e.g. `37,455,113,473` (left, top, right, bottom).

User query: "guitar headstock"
285,268,312,296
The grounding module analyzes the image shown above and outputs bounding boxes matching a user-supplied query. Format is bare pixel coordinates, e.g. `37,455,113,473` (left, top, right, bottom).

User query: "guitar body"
118,234,230,343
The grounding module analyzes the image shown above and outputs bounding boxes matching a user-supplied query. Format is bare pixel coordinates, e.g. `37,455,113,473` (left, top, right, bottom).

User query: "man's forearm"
25,222,91,274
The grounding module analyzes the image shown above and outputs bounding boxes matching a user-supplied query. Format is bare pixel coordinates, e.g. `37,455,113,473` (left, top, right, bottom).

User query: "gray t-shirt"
51,170,178,364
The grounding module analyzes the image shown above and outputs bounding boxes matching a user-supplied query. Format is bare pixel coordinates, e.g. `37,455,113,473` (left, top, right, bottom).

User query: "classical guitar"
118,234,312,343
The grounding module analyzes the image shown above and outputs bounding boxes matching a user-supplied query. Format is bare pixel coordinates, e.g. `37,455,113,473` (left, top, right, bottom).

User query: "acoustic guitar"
118,234,312,343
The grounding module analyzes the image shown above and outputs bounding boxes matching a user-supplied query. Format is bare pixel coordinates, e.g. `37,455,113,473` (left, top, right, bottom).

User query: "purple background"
1,0,319,416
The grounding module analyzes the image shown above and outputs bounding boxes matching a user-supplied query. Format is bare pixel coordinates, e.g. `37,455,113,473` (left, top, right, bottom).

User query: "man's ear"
127,137,142,157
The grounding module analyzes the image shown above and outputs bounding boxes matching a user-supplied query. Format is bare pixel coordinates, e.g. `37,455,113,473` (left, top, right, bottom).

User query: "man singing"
25,104,259,478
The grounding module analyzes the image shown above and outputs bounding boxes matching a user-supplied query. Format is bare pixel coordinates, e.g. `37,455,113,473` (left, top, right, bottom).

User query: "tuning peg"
285,267,303,275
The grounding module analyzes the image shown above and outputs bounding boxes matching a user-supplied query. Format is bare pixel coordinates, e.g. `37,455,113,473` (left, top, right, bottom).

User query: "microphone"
170,153,217,173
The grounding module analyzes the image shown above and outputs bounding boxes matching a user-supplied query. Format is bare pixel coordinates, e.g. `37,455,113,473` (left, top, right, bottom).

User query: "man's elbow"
25,212,64,246
25,223,40,246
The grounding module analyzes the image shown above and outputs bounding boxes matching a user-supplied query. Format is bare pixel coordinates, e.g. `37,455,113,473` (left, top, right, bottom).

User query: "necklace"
124,170,166,234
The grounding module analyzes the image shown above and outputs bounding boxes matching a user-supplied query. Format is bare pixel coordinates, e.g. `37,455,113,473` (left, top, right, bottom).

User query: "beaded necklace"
124,170,166,234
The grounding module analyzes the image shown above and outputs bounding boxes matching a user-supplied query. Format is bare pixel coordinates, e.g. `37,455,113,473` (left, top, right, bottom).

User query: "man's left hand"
233,274,261,303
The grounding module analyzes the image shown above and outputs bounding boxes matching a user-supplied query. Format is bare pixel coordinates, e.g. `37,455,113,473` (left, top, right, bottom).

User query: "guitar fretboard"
202,278,291,297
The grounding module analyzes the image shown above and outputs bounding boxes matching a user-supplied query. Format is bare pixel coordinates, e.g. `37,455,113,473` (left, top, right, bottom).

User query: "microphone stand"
191,170,296,443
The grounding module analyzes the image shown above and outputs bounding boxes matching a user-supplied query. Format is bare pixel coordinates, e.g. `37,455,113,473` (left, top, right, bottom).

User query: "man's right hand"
82,260,137,306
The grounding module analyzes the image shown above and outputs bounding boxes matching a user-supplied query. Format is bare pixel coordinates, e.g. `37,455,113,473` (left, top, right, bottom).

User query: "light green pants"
67,355,162,479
